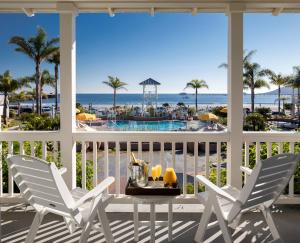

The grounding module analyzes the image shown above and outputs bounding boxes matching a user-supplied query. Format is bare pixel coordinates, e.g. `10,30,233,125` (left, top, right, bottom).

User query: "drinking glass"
156,165,162,179
151,166,158,182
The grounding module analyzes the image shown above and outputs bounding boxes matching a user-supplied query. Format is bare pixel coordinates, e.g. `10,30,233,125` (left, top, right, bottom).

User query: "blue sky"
0,13,300,94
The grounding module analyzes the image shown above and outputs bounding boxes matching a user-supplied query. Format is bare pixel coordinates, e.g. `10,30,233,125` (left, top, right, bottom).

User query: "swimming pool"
106,120,192,131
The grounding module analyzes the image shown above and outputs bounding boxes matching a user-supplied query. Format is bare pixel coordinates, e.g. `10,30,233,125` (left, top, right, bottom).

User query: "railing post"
227,4,244,189
59,3,77,189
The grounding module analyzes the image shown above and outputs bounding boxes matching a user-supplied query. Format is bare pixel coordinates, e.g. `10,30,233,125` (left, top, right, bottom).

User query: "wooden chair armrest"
71,177,115,210
58,167,67,175
196,175,236,202
240,166,253,175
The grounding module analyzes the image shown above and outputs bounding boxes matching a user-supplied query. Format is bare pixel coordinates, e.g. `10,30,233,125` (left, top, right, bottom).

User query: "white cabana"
139,78,161,113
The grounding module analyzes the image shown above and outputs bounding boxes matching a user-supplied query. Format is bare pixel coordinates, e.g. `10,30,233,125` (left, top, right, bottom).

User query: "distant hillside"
261,87,294,95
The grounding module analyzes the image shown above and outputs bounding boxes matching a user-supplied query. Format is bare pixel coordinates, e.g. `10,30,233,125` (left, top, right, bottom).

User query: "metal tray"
125,177,181,196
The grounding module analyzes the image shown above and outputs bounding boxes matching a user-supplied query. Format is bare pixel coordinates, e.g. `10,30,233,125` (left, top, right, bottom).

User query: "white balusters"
138,141,142,159
116,141,120,195
42,141,47,160
8,141,13,196
104,141,109,179
256,142,260,164
160,142,164,167
289,142,295,197
31,141,35,156
216,142,221,187
244,142,249,182
127,141,131,179
278,142,283,154
194,141,198,195
172,142,175,168
20,141,24,155
183,142,187,195
205,142,209,178
93,141,98,187
267,142,272,158
81,141,87,190
149,141,153,165
53,141,58,162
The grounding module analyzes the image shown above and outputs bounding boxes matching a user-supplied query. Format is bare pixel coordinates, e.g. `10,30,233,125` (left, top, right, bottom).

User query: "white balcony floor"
1,204,300,243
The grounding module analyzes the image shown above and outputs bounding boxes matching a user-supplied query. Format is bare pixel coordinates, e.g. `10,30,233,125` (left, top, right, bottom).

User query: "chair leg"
97,202,114,243
79,199,100,243
262,207,280,240
213,198,233,243
194,195,213,243
25,212,45,243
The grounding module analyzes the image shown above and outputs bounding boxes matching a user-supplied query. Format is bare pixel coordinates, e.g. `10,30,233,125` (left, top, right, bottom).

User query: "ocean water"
29,93,287,106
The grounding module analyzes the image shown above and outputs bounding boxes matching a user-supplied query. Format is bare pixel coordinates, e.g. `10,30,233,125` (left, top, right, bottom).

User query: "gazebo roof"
139,78,161,86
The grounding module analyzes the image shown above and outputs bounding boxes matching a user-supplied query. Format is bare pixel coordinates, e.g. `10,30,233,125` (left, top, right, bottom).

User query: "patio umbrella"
76,113,97,121
199,113,219,122
220,107,228,113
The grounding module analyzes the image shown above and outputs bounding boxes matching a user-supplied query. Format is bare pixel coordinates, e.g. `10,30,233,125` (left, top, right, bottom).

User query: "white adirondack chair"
194,153,300,243
7,155,115,243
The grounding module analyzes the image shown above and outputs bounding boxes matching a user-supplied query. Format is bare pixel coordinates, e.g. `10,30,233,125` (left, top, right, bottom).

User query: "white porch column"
227,5,244,189
59,5,77,189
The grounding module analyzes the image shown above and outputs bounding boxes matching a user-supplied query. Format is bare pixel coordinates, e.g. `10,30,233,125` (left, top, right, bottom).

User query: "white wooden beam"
150,7,155,16
57,2,78,14
1,1,300,14
108,7,115,17
22,8,34,17
59,12,77,190
191,7,198,16
272,7,283,15
227,8,244,189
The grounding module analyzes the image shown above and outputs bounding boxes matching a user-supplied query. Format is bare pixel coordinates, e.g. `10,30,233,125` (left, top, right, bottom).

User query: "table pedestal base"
133,200,173,243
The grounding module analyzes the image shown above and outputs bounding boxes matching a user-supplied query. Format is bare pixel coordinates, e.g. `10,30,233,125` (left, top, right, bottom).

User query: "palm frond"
9,36,34,58
254,79,270,89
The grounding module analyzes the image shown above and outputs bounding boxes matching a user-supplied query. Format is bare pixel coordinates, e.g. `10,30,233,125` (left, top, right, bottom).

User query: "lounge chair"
7,155,115,243
194,153,300,243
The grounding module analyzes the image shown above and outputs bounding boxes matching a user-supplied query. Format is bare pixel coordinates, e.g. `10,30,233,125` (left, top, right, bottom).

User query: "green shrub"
20,113,60,130
188,107,196,116
244,112,266,131
76,152,94,190
284,103,292,111
255,107,272,118
211,106,227,118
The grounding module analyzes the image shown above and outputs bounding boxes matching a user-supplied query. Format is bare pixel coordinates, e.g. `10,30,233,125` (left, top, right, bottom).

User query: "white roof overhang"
1,1,300,15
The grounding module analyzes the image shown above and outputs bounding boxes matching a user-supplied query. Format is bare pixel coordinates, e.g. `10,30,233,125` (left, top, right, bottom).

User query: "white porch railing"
0,131,299,204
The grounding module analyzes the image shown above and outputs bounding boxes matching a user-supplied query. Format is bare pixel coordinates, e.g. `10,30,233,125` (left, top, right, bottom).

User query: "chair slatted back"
8,155,75,215
228,153,299,221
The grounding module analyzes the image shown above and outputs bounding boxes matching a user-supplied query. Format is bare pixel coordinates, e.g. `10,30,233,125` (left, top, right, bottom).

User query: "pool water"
106,120,190,131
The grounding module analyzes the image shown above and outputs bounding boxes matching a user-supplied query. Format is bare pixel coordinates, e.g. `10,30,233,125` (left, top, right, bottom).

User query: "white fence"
0,131,299,204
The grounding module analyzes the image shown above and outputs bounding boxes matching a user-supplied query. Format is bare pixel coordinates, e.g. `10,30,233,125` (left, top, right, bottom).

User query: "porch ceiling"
1,0,300,14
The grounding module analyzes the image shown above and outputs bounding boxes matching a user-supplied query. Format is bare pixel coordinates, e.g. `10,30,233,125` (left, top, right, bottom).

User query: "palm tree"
290,66,300,126
103,76,127,110
184,79,208,112
218,49,257,69
284,75,296,117
265,70,290,113
47,51,60,115
9,26,59,114
219,50,269,112
0,71,26,124
21,70,55,109
243,62,270,112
